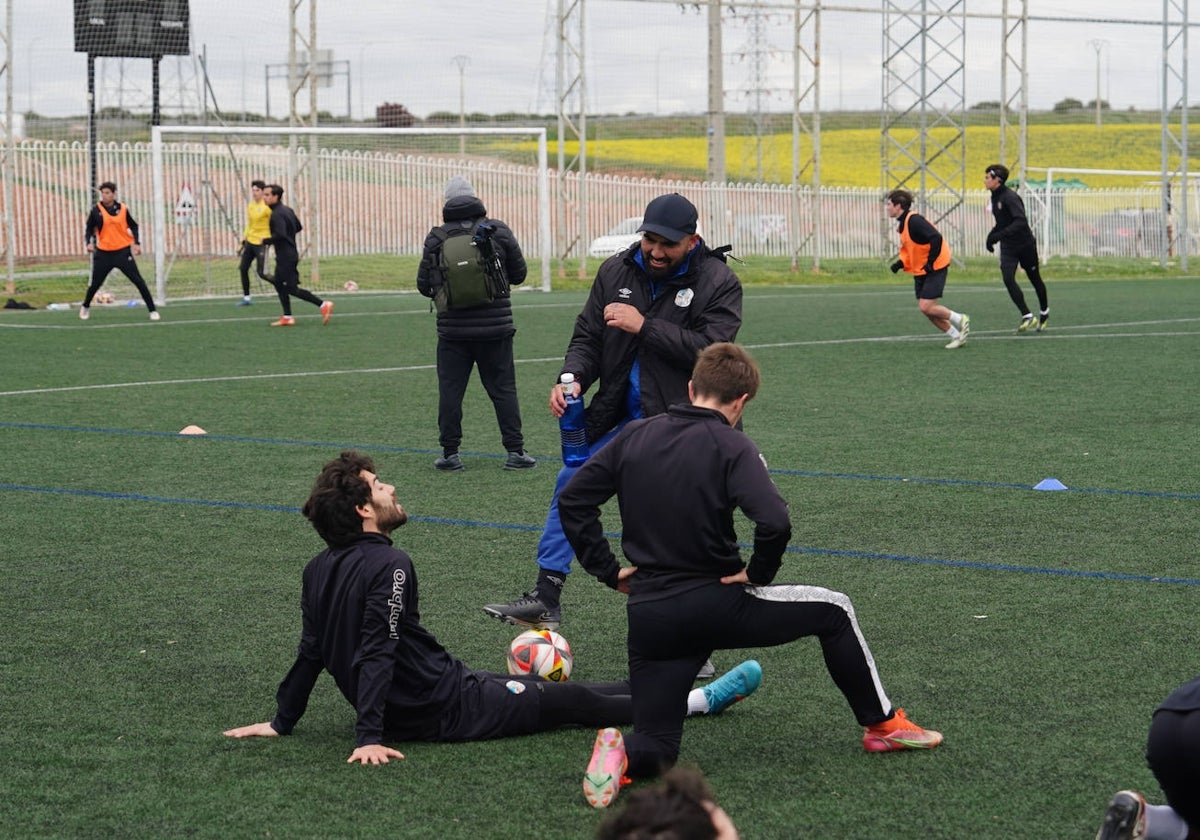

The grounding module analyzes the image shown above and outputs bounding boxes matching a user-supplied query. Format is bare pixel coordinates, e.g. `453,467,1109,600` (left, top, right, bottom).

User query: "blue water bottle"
558,373,589,467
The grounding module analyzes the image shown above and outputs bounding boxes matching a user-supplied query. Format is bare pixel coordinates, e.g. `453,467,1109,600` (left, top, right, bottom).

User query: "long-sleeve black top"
270,532,466,747
558,403,792,601
987,184,1036,248
265,203,303,262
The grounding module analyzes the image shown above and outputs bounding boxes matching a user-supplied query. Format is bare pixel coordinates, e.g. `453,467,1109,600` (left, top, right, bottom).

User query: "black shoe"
1095,790,1145,840
504,450,537,470
434,453,464,472
482,593,561,630
1037,311,1049,332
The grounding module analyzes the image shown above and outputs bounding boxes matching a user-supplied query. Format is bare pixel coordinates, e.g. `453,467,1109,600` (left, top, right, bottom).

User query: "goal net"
149,125,550,301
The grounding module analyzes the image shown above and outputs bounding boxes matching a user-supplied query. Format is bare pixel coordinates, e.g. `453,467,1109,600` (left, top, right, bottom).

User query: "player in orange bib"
886,189,969,349
81,181,159,322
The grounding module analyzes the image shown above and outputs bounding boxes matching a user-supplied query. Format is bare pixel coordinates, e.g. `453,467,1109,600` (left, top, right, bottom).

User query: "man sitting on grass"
223,451,761,765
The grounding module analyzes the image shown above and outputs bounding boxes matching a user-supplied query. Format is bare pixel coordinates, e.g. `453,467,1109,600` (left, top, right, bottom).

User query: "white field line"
2,306,1197,397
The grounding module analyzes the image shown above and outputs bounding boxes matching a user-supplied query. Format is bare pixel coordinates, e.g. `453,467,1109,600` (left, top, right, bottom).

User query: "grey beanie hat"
444,175,476,201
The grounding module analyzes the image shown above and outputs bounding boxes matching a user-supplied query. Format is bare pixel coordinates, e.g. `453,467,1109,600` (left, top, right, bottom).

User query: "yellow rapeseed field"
549,123,1191,188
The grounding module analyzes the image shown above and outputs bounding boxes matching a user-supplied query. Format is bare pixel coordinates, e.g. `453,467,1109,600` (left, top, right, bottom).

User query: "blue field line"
3,482,1198,587
774,467,1200,500
4,420,1199,500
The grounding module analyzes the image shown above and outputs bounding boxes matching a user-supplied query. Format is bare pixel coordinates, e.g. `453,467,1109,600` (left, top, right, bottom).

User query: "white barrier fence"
2,139,1192,290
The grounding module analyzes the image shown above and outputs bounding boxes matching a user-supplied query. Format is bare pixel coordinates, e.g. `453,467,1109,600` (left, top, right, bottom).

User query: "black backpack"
430,221,509,313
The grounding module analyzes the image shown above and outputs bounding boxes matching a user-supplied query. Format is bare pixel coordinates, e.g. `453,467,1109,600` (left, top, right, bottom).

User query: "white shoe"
79,306,89,321
149,311,161,321
945,335,966,349
959,313,970,340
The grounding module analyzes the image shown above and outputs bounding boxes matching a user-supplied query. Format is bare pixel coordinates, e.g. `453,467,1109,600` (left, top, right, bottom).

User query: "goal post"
149,125,551,301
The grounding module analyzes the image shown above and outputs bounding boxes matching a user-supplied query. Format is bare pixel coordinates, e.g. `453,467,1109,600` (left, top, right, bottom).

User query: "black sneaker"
434,453,464,472
1095,790,1146,840
482,593,561,630
504,450,537,470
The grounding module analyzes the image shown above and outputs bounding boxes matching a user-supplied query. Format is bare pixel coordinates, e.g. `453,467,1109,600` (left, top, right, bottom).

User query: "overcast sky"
12,1,1191,122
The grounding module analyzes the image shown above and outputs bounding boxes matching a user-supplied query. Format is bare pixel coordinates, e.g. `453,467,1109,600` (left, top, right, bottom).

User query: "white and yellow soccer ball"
95,290,116,304
342,280,359,292
506,629,573,682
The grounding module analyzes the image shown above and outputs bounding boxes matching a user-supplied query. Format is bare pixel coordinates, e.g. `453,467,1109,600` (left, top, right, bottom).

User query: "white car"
587,216,644,258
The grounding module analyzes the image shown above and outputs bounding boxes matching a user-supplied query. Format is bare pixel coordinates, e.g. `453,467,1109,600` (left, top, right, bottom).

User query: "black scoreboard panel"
74,0,190,58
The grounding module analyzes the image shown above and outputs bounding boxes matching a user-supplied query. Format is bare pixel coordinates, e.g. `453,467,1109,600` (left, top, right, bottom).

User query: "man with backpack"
417,176,535,472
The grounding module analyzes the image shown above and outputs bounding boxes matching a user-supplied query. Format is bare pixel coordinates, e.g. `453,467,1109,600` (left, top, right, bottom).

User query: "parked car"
588,216,643,258
1090,209,1168,257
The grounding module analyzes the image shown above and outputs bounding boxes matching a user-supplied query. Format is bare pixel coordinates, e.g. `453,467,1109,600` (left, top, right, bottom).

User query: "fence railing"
2,139,1194,296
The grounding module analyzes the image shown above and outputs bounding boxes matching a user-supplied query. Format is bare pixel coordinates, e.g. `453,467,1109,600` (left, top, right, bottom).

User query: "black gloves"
890,260,903,274
985,231,1000,252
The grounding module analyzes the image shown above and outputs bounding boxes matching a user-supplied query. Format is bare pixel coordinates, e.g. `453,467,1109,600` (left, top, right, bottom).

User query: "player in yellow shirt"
237,180,273,306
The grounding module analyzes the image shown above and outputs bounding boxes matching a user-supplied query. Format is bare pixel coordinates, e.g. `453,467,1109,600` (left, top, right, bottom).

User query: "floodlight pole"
3,0,13,294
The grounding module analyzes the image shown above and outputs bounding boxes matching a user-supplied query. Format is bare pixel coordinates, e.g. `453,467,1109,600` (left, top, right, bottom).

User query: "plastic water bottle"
558,373,589,467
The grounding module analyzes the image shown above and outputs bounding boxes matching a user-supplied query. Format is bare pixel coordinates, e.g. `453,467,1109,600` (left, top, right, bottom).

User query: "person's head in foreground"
595,765,739,840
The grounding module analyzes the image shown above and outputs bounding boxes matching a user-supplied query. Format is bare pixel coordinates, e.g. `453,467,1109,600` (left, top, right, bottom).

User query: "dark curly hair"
301,451,376,547
595,766,722,840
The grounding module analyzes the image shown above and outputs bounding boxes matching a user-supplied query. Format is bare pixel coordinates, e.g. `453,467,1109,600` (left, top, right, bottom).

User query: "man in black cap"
483,192,743,632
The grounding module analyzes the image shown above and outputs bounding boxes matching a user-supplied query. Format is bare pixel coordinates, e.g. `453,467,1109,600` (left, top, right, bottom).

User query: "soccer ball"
342,280,359,292
95,290,116,304
506,629,573,682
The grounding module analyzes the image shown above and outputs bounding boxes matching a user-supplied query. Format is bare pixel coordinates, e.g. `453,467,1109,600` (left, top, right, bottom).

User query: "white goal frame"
149,125,552,301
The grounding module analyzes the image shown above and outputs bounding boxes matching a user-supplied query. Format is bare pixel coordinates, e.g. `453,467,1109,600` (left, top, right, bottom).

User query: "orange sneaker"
270,316,296,327
320,300,334,325
583,727,628,809
863,708,943,752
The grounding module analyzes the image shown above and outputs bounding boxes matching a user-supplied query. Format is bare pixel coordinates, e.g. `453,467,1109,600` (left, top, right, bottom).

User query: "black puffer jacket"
416,195,527,341
562,241,743,443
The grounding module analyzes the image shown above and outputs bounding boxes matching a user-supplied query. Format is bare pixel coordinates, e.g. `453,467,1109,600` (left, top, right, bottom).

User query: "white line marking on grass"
3,310,1196,396
0,356,566,397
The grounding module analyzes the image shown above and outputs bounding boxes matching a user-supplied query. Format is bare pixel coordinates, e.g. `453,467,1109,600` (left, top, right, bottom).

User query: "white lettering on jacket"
387,568,406,639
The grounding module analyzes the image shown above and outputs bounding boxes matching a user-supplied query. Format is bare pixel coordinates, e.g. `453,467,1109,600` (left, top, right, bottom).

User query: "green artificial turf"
1,272,1197,838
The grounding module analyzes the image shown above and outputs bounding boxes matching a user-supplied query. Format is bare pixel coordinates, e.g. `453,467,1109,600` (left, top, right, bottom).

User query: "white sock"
686,687,709,716
1144,804,1190,840
946,325,960,340
1040,309,1049,318
948,310,963,329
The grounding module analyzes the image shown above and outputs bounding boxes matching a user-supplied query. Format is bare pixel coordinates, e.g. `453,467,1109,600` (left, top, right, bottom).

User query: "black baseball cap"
638,193,698,243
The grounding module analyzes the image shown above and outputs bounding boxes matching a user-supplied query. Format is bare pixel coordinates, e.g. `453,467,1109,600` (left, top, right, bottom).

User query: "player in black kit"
223,451,759,765
984,164,1050,332
559,343,943,808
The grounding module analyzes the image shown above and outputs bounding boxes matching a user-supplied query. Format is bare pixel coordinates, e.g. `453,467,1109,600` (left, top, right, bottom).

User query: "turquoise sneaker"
702,660,762,714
